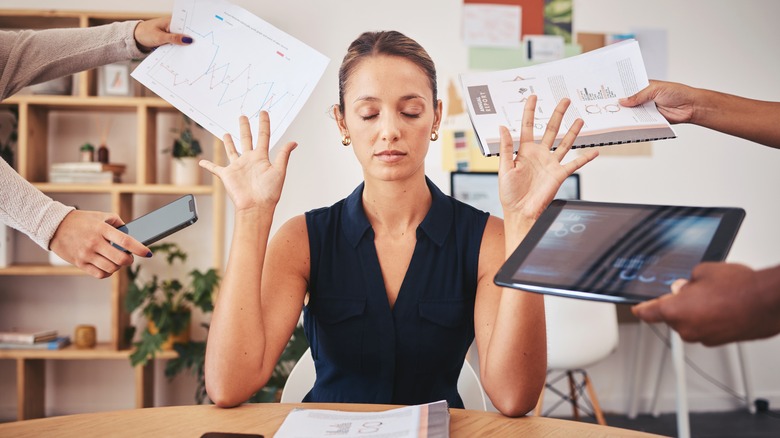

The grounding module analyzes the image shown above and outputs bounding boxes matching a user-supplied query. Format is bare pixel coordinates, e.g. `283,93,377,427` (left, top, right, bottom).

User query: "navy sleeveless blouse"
303,177,489,408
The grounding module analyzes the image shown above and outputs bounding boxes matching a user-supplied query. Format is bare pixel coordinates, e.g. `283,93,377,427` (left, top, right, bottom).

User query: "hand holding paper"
132,0,329,150
460,39,675,156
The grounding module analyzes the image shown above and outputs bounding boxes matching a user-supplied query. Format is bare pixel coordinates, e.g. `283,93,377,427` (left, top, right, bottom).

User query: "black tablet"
494,200,746,304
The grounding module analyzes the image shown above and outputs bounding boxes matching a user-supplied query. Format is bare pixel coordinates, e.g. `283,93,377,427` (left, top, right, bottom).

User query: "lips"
374,150,407,162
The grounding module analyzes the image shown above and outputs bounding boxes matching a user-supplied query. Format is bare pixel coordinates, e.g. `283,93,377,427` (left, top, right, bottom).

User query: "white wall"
1,0,778,420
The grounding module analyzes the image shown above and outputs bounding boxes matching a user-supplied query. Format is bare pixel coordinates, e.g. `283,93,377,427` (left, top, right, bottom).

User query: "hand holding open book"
460,39,675,156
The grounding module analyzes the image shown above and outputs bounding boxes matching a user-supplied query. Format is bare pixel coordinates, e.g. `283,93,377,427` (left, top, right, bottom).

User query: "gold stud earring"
341,134,351,146
430,130,439,141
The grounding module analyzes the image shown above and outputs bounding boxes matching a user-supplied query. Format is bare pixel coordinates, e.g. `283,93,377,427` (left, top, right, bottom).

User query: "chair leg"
567,371,579,421
534,384,546,417
583,372,607,426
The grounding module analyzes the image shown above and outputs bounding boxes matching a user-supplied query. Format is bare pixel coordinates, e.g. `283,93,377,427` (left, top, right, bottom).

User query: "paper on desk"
274,400,450,438
131,0,329,149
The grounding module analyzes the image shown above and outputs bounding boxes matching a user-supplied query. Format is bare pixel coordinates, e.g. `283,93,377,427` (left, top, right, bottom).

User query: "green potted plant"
126,241,307,404
125,242,218,367
166,115,203,185
79,142,95,162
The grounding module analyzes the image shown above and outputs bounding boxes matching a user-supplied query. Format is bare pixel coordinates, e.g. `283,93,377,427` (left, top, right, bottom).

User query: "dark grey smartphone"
200,433,264,438
113,194,198,252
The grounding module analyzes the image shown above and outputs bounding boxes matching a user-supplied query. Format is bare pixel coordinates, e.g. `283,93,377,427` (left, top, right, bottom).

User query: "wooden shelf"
33,183,215,195
1,7,226,421
0,264,84,276
3,95,176,110
0,9,158,30
0,343,178,360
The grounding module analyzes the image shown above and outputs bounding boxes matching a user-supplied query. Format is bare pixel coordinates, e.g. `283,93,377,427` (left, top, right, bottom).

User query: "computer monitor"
450,171,580,218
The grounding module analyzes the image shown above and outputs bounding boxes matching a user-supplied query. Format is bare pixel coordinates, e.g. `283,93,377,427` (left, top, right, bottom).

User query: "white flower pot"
171,157,201,186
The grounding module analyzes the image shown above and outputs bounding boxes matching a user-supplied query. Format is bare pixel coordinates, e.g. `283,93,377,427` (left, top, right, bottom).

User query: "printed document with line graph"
460,39,675,156
132,0,329,149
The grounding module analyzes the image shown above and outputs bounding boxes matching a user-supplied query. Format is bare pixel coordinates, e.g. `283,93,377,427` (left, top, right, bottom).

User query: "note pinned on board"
462,4,522,47
132,0,329,149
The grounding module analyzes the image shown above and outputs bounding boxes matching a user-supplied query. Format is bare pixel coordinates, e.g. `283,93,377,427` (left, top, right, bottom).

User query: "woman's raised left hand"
498,95,598,223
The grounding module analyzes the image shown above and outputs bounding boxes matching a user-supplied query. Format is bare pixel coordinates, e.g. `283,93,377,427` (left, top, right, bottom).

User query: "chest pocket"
312,296,366,372
416,299,472,373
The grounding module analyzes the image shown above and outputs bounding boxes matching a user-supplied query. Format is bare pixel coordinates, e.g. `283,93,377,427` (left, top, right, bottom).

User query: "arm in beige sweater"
0,21,144,100
0,21,143,249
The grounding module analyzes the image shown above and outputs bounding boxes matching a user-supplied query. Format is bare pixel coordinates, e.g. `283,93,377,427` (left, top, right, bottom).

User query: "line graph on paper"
132,0,329,148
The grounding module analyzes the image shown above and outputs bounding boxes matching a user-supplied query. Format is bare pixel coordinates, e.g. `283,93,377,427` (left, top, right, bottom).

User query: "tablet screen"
496,200,745,303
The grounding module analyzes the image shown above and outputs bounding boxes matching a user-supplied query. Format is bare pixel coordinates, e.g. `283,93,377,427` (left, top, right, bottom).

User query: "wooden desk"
0,403,665,437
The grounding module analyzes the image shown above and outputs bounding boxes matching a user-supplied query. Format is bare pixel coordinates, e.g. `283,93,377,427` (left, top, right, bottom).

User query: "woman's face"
337,55,441,183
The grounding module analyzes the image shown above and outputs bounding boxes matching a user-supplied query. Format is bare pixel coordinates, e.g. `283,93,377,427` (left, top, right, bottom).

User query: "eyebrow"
352,94,427,104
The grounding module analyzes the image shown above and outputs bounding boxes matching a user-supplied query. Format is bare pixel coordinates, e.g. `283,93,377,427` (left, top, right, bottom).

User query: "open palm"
498,96,598,220
199,112,297,213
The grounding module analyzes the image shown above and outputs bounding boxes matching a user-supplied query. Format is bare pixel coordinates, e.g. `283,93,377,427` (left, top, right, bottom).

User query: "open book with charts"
274,400,450,438
460,39,675,156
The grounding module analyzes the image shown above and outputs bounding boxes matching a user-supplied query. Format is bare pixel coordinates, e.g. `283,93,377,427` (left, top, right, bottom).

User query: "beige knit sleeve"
0,20,147,248
0,159,74,250
0,20,144,100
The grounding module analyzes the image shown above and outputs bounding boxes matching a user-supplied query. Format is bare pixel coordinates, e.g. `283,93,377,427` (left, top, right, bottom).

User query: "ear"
333,104,348,133
432,99,443,132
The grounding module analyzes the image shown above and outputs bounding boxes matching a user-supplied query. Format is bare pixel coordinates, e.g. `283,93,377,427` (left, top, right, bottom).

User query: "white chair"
280,347,488,410
534,296,619,425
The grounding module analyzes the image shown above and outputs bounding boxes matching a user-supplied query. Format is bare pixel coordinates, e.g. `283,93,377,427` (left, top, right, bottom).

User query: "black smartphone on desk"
113,194,198,251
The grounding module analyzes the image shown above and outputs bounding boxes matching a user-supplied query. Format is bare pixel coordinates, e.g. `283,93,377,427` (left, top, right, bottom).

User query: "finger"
104,225,151,258
497,125,515,173
552,118,583,160
168,32,194,46
631,299,665,323
199,159,223,177
82,263,110,280
256,111,272,158
95,214,152,256
238,116,254,155
670,278,688,294
102,214,126,228
273,141,299,173
542,98,571,148
88,251,124,275
519,95,537,144
561,148,598,175
223,133,239,160
619,81,658,108
690,261,717,280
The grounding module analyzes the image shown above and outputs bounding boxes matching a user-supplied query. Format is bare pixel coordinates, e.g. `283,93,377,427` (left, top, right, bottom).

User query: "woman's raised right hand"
199,111,298,213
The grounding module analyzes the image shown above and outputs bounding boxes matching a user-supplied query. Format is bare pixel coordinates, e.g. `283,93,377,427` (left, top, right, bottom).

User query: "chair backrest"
544,296,619,370
280,348,488,410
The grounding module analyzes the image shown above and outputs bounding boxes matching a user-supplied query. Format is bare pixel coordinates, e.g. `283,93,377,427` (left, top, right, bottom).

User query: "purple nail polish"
146,251,153,258
182,36,193,44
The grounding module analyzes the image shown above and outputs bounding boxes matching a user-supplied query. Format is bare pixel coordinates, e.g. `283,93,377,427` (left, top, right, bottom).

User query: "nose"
380,114,401,142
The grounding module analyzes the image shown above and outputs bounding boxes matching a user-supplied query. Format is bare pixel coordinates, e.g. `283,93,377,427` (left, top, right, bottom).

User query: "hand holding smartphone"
113,194,198,252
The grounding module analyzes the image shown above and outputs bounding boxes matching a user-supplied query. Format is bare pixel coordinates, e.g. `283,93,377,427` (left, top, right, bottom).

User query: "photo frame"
99,63,131,96
450,171,580,218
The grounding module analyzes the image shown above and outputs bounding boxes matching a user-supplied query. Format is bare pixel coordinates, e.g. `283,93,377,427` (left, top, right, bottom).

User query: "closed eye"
402,113,421,118
360,114,378,121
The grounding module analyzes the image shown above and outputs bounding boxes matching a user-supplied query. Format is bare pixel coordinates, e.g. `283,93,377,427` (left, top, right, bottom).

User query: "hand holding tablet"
494,200,745,304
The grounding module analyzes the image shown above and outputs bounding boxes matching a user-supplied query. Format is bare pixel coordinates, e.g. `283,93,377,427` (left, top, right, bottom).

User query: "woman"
201,31,597,416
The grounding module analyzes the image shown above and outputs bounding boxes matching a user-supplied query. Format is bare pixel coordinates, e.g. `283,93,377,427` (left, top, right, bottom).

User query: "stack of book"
49,162,127,184
0,328,70,350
